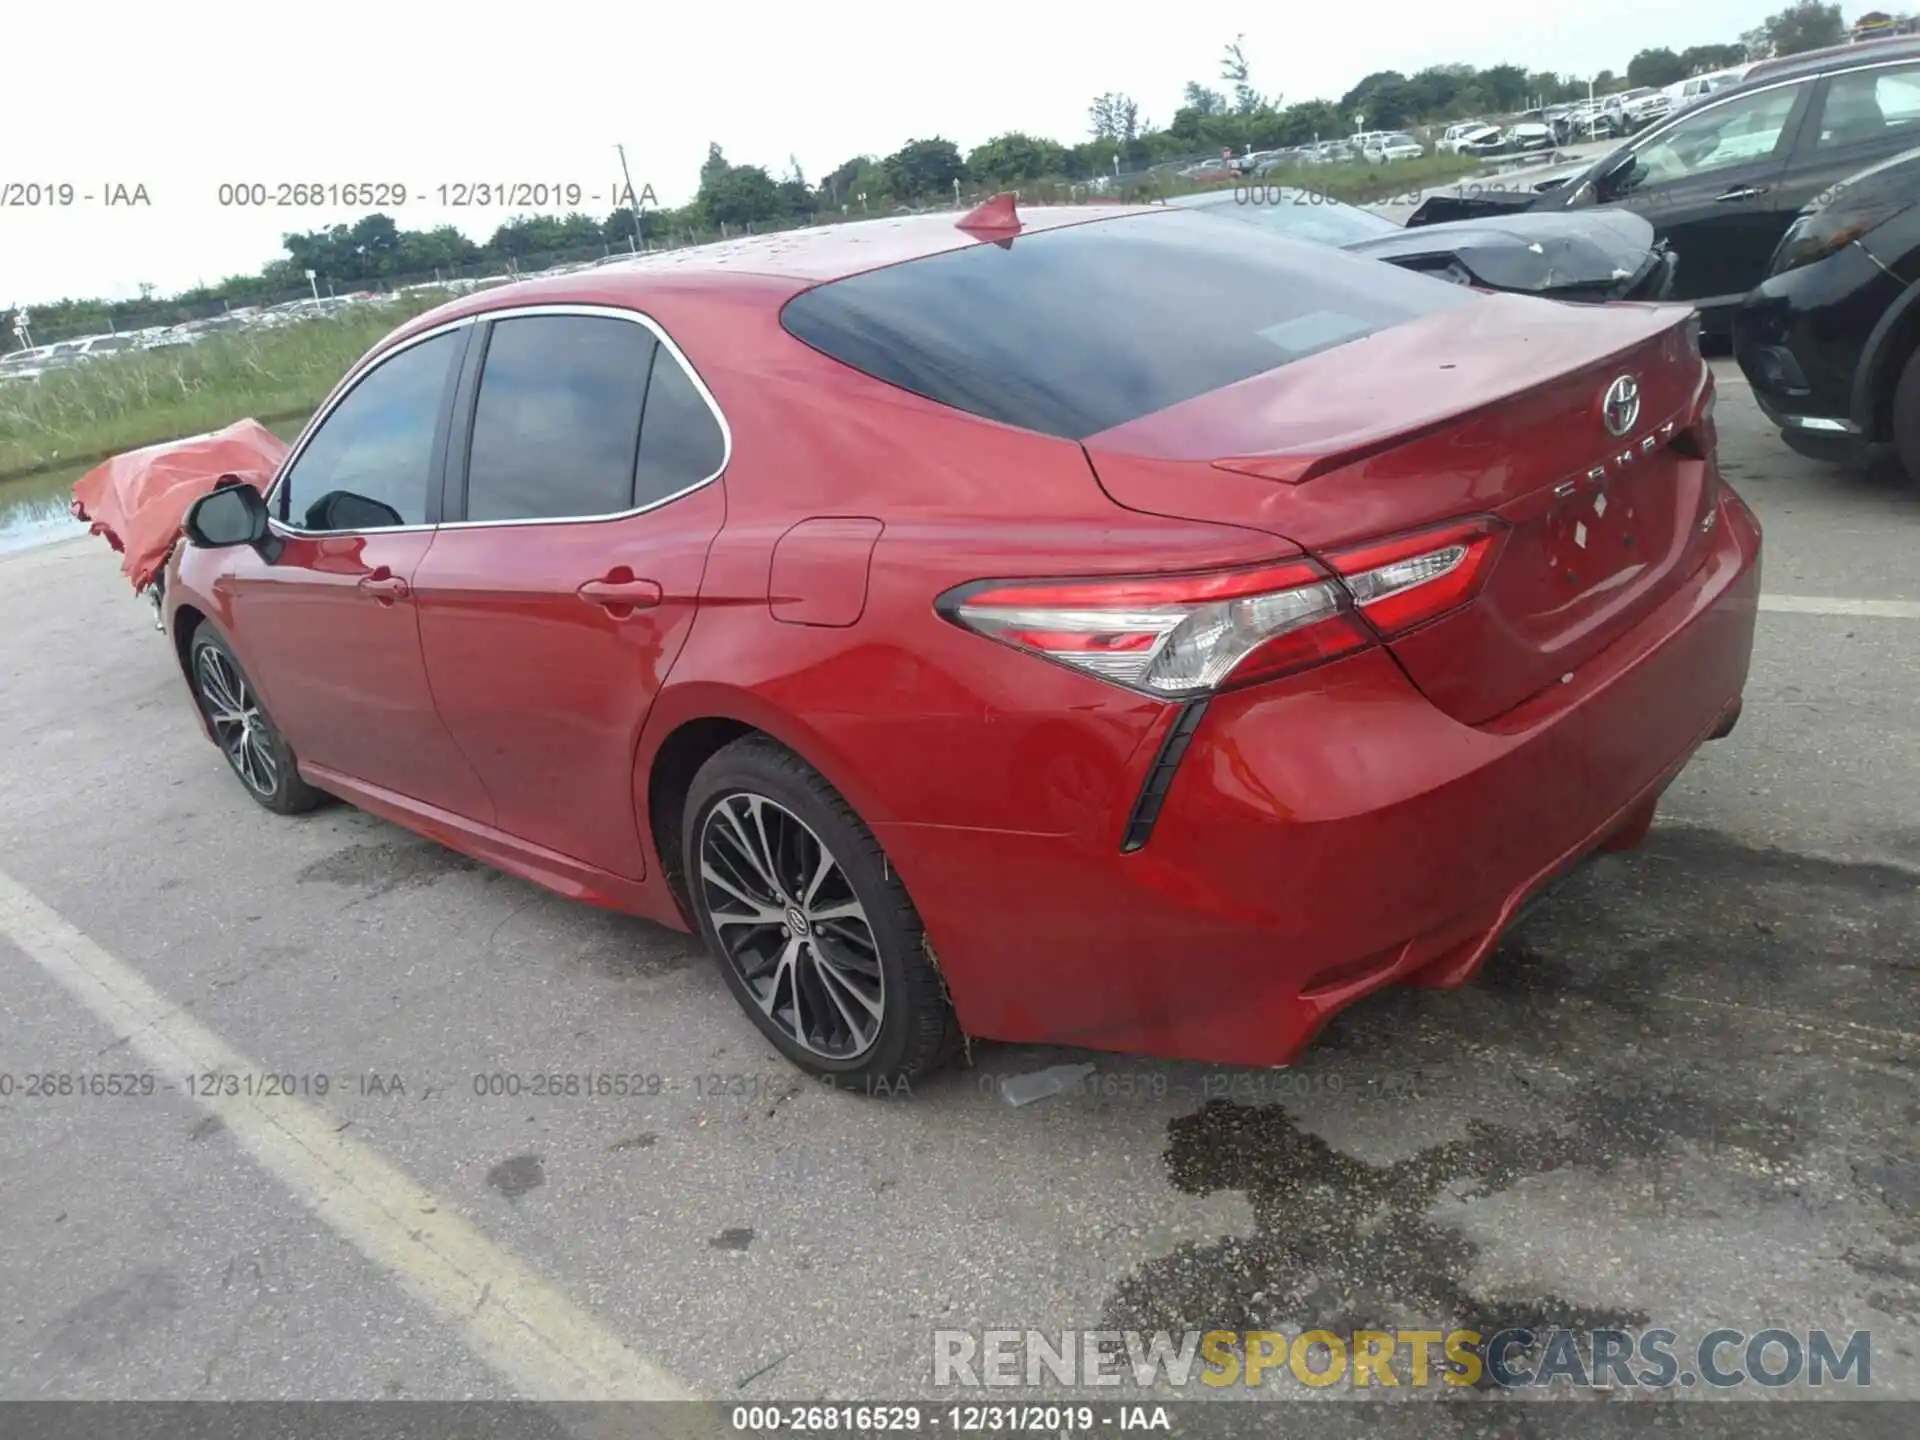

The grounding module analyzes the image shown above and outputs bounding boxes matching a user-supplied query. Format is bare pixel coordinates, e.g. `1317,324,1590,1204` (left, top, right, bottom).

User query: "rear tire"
187,627,320,815
1890,348,1920,487
683,736,960,1092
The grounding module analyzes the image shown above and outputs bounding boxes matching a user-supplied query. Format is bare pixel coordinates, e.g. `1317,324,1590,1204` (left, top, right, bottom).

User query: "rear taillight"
937,559,1372,699
938,520,1509,698
1325,518,1505,637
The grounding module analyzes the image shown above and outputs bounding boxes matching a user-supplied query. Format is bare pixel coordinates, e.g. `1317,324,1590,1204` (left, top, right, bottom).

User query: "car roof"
1745,33,1920,80
373,205,1160,348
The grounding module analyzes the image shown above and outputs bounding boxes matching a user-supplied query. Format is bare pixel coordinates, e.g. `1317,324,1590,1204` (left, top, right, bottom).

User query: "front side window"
1626,83,1806,187
278,330,459,531
1814,62,1920,148
464,315,658,523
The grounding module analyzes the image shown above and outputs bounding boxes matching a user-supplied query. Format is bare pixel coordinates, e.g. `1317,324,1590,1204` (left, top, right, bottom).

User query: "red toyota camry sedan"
165,200,1761,1089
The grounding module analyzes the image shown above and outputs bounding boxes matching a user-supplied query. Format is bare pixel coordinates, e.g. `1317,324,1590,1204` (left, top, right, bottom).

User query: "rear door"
1776,55,1920,218
411,308,729,881
1607,77,1814,303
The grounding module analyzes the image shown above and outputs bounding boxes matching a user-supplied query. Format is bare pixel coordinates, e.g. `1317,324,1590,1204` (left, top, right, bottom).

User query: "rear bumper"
888,485,1760,1068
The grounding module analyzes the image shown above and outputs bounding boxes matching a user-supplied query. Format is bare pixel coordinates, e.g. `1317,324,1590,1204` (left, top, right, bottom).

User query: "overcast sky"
5,0,1774,307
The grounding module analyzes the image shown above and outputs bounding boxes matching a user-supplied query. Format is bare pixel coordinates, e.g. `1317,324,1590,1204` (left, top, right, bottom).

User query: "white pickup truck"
1665,66,1752,114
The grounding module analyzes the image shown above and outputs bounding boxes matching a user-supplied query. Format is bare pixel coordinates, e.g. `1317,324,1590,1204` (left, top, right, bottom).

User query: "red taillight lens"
940,520,1509,697
937,557,1374,698
1324,518,1504,637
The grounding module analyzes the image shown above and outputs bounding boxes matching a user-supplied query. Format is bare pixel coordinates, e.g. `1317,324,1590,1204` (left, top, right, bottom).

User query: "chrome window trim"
264,319,469,537
266,301,733,539
1620,73,1814,159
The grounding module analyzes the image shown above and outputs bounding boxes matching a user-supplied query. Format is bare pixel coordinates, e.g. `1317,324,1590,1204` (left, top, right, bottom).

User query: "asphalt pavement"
1,364,1917,1432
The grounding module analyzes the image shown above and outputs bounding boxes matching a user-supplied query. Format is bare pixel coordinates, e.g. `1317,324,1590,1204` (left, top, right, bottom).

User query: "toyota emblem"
1602,375,1641,437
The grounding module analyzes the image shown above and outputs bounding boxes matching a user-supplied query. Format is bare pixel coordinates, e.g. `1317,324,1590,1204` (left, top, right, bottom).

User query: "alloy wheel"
194,645,279,798
698,792,886,1060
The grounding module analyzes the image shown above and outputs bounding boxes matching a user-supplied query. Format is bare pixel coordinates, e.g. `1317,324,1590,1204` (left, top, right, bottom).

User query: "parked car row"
1,263,632,387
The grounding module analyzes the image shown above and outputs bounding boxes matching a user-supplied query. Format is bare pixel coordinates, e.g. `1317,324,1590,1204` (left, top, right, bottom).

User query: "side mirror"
184,480,269,549
1593,150,1637,201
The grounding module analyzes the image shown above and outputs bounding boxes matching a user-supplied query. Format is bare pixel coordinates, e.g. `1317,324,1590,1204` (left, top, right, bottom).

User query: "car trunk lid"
1081,294,1720,725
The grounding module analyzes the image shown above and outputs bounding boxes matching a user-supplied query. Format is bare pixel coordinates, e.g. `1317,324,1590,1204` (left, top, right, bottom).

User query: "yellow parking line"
0,866,696,1401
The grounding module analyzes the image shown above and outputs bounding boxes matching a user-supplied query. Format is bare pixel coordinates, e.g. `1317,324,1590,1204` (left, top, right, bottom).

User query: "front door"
225,326,496,822
413,310,730,880
1608,78,1814,304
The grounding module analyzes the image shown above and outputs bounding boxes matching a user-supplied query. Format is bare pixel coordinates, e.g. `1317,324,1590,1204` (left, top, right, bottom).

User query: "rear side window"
466,316,657,523
779,209,1475,440
635,347,727,506
1815,61,1920,147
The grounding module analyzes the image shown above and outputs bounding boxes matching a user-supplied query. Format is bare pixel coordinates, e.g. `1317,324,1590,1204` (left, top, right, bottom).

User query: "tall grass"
0,293,449,481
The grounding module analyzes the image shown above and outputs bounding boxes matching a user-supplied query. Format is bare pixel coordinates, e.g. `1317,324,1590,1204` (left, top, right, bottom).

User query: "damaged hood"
1402,155,1614,227
70,418,287,592
1339,207,1667,300
1169,186,1668,303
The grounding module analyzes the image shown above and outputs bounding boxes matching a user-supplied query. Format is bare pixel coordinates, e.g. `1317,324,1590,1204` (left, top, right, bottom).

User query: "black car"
1405,37,1920,333
1734,143,1920,481
1170,188,1676,301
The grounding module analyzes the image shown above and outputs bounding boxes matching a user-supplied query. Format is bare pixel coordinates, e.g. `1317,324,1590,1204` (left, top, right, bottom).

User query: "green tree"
1742,1,1845,58
1222,35,1266,116
1479,64,1531,110
819,155,891,208
1405,65,1473,117
1275,99,1342,144
1182,80,1228,117
1341,71,1419,128
699,164,784,226
1626,48,1689,87
882,138,967,201
1087,93,1142,141
1677,43,1747,73
967,133,1070,186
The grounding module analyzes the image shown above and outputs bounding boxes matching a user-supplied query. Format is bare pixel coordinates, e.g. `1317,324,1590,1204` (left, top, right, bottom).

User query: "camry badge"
1603,375,1641,438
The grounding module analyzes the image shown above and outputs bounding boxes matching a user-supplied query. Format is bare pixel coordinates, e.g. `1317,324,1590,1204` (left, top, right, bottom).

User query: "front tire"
187,627,320,815
683,736,960,1091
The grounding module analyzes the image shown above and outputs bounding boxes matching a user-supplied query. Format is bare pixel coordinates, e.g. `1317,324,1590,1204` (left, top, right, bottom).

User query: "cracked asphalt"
0,363,1916,1433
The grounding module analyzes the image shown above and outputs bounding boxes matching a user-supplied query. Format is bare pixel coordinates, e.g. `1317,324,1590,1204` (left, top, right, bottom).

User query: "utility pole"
616,143,644,250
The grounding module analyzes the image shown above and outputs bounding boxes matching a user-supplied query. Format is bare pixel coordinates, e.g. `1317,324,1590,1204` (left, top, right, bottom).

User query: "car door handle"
577,573,663,613
1714,185,1769,202
357,568,410,602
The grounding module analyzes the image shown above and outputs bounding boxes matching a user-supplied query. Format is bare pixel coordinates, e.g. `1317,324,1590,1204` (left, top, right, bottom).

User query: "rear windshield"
778,209,1476,440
